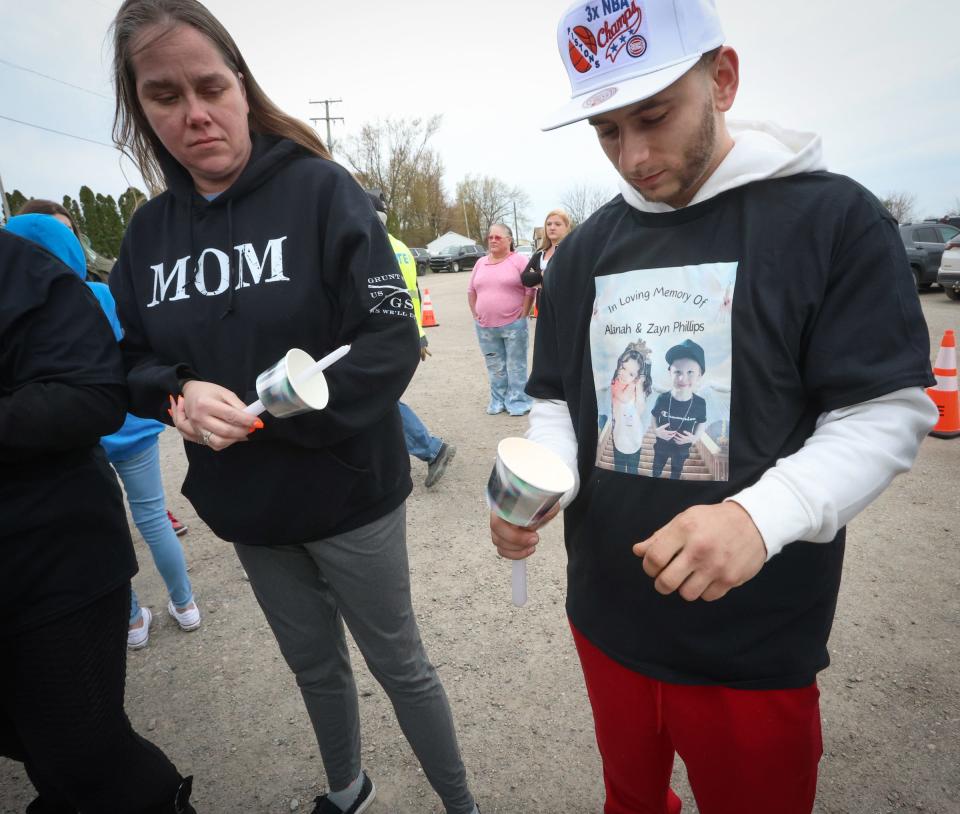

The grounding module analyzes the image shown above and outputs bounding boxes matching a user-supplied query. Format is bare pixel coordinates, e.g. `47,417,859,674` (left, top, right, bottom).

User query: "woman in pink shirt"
467,223,535,415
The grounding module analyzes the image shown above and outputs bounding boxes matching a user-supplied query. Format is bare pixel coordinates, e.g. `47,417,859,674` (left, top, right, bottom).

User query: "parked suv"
938,235,960,301
429,244,485,273
409,248,431,276
899,222,960,288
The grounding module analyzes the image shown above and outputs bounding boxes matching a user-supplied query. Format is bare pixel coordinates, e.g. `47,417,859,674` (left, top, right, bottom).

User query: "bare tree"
880,191,916,224
341,116,449,246
453,175,530,243
561,183,615,226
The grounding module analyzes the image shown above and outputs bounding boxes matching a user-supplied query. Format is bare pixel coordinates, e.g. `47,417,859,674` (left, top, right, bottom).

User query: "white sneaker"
167,599,201,632
128,607,152,649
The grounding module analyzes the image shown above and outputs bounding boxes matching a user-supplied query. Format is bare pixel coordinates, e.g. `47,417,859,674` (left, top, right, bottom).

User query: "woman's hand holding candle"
176,381,261,451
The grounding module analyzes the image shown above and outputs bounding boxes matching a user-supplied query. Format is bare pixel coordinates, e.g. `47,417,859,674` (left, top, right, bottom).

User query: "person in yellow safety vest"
368,190,456,488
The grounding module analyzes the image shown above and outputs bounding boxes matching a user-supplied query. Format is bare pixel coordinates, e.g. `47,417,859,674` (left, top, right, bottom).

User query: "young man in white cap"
490,1,938,811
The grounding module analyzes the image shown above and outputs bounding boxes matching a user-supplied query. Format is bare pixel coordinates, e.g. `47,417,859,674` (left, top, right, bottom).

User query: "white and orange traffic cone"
926,329,960,438
421,288,439,328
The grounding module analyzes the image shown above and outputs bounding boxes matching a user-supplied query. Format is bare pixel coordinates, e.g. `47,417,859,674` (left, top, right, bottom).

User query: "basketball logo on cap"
568,25,599,73
626,35,647,58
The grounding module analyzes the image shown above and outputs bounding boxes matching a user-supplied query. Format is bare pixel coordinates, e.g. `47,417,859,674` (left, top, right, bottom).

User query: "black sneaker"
312,773,376,814
425,442,456,488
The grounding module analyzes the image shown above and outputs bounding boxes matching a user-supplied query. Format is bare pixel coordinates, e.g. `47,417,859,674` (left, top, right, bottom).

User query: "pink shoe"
167,510,188,537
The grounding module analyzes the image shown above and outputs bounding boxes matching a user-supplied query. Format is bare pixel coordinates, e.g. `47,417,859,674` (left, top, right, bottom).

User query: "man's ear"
712,46,739,113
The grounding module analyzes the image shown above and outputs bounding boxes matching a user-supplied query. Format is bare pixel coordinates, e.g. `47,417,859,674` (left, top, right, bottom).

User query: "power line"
0,57,112,100
0,114,115,149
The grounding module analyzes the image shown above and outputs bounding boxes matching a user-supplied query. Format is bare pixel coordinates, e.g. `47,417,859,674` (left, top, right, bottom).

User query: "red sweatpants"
571,623,822,814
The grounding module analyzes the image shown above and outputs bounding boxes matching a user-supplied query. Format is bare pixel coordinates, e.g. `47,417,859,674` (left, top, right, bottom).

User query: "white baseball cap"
543,0,725,131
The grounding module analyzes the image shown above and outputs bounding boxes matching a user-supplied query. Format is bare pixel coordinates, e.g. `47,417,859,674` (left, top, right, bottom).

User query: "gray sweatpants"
234,503,475,814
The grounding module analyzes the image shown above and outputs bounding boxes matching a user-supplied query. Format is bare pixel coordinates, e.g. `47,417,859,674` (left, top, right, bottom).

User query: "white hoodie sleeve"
527,389,937,557
526,399,580,507
729,387,937,559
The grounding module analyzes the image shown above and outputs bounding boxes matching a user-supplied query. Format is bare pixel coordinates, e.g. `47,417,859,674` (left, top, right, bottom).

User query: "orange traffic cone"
927,329,960,438
421,288,439,328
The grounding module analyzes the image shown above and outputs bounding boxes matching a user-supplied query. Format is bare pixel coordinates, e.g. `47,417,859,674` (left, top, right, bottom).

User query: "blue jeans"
111,439,193,622
475,317,533,414
398,402,442,463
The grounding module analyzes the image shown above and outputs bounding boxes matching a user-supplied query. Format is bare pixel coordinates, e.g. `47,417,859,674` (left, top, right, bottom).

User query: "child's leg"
112,440,193,608
668,449,688,480
570,622,681,814
652,446,669,478
665,682,822,814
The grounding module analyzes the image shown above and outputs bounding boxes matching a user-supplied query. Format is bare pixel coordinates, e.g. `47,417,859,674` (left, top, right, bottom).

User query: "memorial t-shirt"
527,171,934,689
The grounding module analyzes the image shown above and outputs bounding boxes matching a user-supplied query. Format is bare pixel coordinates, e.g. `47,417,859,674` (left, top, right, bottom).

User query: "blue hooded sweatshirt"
4,214,164,461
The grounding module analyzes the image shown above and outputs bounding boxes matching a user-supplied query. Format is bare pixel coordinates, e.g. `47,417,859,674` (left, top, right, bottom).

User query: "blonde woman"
520,209,572,304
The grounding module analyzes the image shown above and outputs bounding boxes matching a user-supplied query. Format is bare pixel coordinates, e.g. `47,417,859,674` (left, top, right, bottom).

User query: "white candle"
244,344,351,416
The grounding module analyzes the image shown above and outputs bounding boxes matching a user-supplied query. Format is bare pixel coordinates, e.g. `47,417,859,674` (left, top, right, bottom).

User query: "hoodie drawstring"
221,199,235,318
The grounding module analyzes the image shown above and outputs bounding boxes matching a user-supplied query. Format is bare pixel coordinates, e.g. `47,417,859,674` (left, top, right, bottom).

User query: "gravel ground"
2,276,958,814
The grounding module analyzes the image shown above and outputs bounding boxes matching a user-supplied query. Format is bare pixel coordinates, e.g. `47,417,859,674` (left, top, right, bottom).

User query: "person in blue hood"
105,2,479,813
5,213,201,650
0,224,196,813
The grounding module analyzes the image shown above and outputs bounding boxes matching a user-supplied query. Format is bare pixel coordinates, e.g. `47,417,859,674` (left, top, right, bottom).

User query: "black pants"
652,444,689,480
0,585,184,813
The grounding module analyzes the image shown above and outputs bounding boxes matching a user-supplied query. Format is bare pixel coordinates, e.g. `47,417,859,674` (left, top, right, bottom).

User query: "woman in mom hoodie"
105,2,479,813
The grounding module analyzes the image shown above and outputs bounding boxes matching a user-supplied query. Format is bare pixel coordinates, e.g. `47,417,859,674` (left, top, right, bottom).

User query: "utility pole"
462,200,471,241
512,201,519,245
309,98,344,152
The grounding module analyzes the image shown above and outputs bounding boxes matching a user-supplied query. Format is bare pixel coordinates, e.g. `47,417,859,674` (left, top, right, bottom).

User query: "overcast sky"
2,0,957,237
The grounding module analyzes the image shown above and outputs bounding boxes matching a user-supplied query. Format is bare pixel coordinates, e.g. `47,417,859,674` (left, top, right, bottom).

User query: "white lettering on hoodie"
147,236,289,306
235,237,289,288
148,256,191,307
195,248,231,297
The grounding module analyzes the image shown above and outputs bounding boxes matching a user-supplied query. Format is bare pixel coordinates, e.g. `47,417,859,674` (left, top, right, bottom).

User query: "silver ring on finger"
200,429,213,446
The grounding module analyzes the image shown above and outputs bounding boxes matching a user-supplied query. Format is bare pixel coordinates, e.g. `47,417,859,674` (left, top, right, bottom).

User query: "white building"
427,231,474,254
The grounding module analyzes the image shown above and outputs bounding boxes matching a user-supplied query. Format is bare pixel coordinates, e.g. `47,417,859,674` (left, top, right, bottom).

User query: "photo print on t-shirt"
590,262,736,482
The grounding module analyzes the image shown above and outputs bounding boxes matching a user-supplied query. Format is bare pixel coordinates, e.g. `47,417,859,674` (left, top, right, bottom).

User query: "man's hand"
674,430,696,446
632,502,766,602
419,336,432,362
490,503,561,560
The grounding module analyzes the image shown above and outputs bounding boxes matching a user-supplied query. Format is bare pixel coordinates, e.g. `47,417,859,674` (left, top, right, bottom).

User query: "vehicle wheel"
452,261,460,273
945,286,960,301
911,267,926,289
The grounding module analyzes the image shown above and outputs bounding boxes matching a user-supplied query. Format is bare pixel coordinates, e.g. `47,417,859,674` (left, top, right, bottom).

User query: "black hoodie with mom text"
109,134,419,545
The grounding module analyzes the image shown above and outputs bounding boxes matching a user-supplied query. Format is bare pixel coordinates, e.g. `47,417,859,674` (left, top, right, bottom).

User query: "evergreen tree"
62,195,85,234
97,194,124,258
6,189,28,216
78,186,103,252
118,186,147,226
